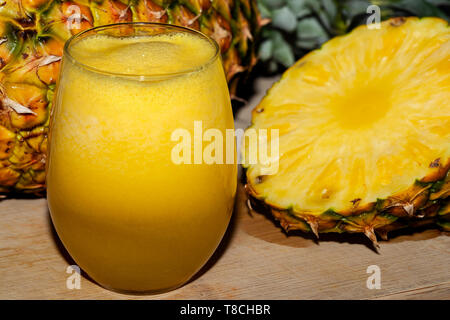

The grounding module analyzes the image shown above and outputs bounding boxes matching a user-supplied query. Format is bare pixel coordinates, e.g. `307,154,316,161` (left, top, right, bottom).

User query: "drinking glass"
47,22,236,293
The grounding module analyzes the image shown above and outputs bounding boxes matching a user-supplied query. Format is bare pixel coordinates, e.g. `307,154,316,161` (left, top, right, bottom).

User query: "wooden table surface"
1,77,449,300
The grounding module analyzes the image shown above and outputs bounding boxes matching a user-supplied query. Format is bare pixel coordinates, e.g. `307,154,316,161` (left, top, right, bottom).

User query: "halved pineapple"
243,17,450,247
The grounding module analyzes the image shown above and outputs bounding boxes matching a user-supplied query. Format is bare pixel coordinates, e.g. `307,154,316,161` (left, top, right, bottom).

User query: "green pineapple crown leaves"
257,0,450,72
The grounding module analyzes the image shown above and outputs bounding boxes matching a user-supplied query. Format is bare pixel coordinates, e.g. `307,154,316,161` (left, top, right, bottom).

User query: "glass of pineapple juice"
46,22,236,293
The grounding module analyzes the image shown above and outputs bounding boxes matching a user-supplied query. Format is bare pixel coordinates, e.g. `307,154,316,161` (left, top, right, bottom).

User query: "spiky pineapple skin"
244,17,450,245
0,0,260,195
247,159,450,244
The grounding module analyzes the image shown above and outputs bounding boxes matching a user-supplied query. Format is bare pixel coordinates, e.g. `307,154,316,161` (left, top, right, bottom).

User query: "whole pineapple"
243,17,450,247
0,0,260,195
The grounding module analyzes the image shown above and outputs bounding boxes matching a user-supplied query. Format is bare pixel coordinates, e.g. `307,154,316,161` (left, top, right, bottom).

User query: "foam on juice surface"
69,32,216,75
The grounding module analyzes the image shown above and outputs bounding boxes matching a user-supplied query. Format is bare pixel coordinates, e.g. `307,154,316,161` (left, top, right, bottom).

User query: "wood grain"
1,77,449,300
0,183,449,300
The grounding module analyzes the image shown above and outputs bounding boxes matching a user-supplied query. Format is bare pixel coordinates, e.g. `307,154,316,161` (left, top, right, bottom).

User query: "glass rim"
63,22,221,80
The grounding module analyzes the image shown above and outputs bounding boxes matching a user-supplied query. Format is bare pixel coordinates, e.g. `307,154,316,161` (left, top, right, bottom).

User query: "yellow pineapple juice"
46,24,236,292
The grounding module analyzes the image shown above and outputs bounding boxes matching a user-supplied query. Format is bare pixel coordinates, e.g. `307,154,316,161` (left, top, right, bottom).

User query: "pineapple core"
330,83,391,129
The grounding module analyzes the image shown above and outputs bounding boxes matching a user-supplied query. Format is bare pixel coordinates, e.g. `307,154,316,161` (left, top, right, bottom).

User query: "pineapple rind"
247,159,449,232
247,163,449,238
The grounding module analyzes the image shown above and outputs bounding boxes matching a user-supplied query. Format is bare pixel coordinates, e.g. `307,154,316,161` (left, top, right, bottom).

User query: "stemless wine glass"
46,22,237,293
